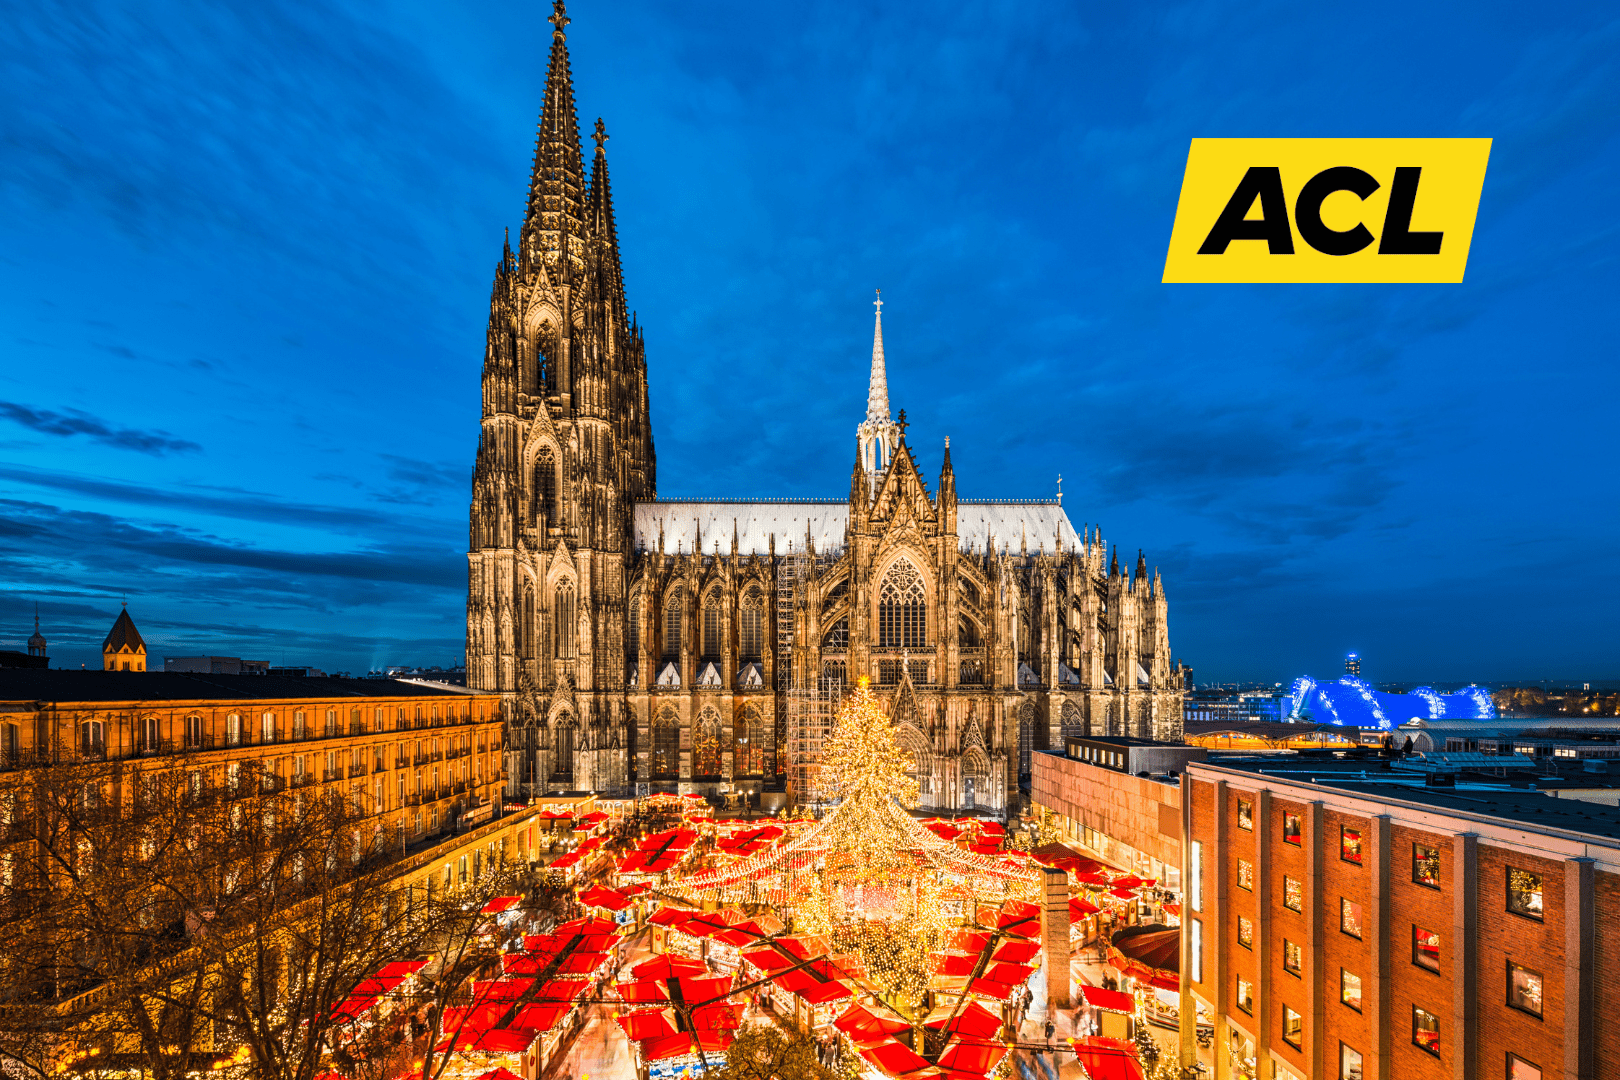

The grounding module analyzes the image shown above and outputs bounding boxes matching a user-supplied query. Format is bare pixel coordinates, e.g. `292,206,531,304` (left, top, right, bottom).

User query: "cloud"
0,401,201,456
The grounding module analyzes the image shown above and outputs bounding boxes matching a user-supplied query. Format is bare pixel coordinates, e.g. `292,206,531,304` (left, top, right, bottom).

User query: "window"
261,712,276,744
1238,799,1253,831
878,560,926,648
1189,919,1202,982
693,709,721,777
1283,876,1302,912
1414,843,1440,887
555,584,575,659
702,595,723,657
822,617,849,650
1283,939,1301,976
1341,826,1362,864
226,713,242,747
1507,868,1543,920
1413,926,1440,972
740,587,764,657
1237,858,1253,891
1189,841,1204,911
325,709,337,736
80,720,105,757
1507,961,1543,1017
1341,898,1363,938
1282,1006,1302,1049
1340,969,1362,1011
1412,1007,1439,1056
627,590,641,656
1237,916,1253,949
1236,976,1253,1014
532,448,556,528
663,588,683,656
651,708,679,777
1340,1044,1363,1080
1508,1053,1543,1080
1283,812,1302,846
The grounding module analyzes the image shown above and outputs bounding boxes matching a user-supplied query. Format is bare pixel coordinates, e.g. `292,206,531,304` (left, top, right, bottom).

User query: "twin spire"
866,291,890,423
856,290,901,484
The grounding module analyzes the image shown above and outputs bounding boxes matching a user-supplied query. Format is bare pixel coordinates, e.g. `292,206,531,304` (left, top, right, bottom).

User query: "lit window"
1237,859,1253,891
1341,898,1363,939
1508,1053,1543,1080
1414,926,1440,972
1414,843,1440,887
1341,826,1362,865
1283,812,1302,846
1413,1007,1439,1056
1189,841,1203,911
1340,969,1362,1011
1282,1005,1302,1049
1507,868,1543,920
1237,799,1253,831
1508,961,1543,1017
1189,919,1203,982
1236,976,1253,1014
1340,1044,1363,1080
1238,916,1253,949
1283,939,1301,976
1283,876,1302,912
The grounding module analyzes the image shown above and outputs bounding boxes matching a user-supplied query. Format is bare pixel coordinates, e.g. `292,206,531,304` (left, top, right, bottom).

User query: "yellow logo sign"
1162,138,1491,283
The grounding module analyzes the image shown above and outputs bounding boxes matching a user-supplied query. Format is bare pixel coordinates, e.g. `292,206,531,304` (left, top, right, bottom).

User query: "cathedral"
466,3,1185,814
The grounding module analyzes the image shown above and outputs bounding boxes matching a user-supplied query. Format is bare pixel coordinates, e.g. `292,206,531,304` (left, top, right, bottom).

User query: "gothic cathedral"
467,3,1185,815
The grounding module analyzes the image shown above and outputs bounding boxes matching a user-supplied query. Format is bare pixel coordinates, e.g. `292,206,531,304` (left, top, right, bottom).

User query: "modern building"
1285,673,1495,732
0,670,505,845
1030,743,1189,893
1181,756,1620,1080
464,3,1186,810
165,656,272,675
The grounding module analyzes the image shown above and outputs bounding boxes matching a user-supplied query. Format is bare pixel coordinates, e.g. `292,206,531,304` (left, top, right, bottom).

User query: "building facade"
466,2,1185,811
1182,759,1620,1080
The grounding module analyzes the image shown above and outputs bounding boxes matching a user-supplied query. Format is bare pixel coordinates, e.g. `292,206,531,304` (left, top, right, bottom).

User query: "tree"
706,1023,838,1080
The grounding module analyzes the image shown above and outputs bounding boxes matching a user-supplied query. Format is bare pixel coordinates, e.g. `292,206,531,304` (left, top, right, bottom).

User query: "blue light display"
1284,676,1494,730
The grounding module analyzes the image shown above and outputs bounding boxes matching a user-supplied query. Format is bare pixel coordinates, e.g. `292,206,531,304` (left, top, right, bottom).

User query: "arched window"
521,585,535,660
693,709,721,778
140,716,160,754
261,712,276,744
226,713,242,747
651,708,680,777
80,721,105,758
532,449,556,530
1061,700,1084,739
663,587,683,658
739,586,764,658
627,590,641,657
702,593,723,658
735,706,765,776
1018,700,1035,781
552,721,574,781
822,618,849,650
554,583,576,659
878,560,926,648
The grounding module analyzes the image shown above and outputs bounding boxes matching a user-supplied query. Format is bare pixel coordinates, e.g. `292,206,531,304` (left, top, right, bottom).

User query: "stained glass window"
878,560,926,648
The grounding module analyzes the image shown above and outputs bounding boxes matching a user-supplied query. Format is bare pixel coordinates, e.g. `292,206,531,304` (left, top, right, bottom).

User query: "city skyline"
2,0,1616,682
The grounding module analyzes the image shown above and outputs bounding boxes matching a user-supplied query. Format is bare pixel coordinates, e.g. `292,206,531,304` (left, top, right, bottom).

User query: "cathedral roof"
633,500,1080,557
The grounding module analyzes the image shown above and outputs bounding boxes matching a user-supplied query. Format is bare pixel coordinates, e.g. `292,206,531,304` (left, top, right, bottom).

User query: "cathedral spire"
866,290,890,424
855,291,901,490
523,0,587,271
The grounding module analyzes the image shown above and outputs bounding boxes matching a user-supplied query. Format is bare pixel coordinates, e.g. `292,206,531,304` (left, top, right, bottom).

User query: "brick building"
1182,758,1620,1080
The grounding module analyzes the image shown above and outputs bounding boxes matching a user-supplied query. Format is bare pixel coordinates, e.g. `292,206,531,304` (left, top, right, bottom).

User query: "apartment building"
1182,758,1620,1080
0,671,505,854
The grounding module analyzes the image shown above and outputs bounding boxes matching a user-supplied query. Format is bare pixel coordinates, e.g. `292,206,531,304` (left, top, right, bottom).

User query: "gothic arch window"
958,615,981,648
822,659,847,686
702,590,723,658
822,617,849,650
651,708,680,777
551,719,574,781
1018,699,1035,780
1061,700,1083,738
693,708,721,778
735,705,765,776
627,589,641,658
536,326,557,395
739,586,764,659
532,449,556,530
554,583,576,659
878,560,926,649
521,584,535,661
663,587,683,658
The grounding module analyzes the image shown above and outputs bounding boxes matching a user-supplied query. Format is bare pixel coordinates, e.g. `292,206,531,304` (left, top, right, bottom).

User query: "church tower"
102,606,146,672
467,0,653,794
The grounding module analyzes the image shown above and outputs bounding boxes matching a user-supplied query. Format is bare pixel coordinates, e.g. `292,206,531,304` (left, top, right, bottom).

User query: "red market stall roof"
647,906,697,928
860,1040,933,1077
1109,888,1139,900
740,946,797,972
481,896,523,914
436,1028,535,1054
990,941,1041,964
834,1004,912,1040
923,1000,1003,1039
376,960,429,978
475,1069,526,1080
978,821,1006,836
632,954,708,979
555,915,620,937
967,977,1020,1001
576,811,608,828
1081,985,1137,1014
617,1008,678,1041
1069,898,1102,918
1071,1037,1145,1080
689,1003,743,1031
1162,902,1181,916
640,1031,733,1062
1108,925,1180,991
938,1036,1008,1075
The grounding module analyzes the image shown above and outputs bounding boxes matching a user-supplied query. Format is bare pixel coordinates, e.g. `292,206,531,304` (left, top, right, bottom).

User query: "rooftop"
0,670,485,706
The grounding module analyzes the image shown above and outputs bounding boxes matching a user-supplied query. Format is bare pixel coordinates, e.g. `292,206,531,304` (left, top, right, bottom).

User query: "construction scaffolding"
775,544,844,807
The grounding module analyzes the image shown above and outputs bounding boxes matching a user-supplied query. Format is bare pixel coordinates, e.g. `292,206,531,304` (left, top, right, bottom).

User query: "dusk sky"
1,0,1616,684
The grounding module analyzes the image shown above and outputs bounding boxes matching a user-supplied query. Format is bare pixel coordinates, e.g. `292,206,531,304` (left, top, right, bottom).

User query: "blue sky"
1,0,1615,683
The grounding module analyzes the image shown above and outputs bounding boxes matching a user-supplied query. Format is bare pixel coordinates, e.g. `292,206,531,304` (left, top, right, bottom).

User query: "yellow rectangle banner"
1162,138,1491,283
